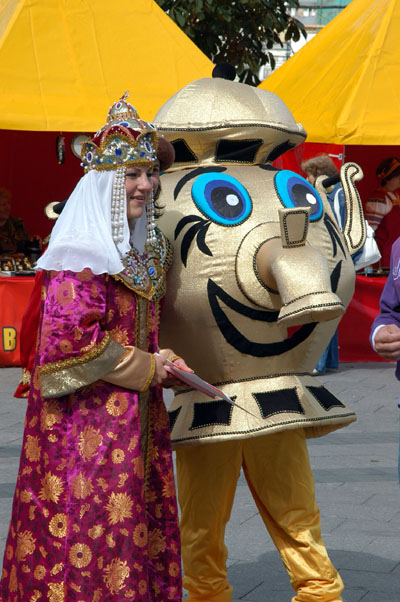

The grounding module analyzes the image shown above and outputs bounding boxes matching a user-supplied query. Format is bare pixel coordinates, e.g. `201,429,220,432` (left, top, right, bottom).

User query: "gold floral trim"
111,272,155,299
139,354,156,393
41,333,112,375
21,368,32,385
154,300,161,331
41,338,125,399
136,296,149,351
144,393,153,508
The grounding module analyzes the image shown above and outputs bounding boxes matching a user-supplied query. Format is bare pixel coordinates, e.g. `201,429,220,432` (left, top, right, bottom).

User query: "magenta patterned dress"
0,259,181,601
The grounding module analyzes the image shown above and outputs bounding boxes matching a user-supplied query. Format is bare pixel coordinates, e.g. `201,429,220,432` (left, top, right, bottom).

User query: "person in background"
301,154,380,372
0,94,191,602
0,187,40,256
302,154,338,185
365,157,400,268
301,155,343,374
370,236,400,482
365,157,400,231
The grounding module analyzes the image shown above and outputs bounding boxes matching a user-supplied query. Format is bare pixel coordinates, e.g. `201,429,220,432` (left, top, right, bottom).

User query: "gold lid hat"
153,77,307,171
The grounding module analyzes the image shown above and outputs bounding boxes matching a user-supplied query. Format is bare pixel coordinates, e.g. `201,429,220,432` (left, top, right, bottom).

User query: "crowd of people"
301,153,400,273
0,98,399,602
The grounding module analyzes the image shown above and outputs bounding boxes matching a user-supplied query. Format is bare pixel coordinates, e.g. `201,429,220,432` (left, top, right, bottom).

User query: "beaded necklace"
116,229,171,301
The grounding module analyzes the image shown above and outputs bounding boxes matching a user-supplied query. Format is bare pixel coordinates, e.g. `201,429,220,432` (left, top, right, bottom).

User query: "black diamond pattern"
168,407,182,432
190,399,234,430
253,388,304,419
306,386,345,411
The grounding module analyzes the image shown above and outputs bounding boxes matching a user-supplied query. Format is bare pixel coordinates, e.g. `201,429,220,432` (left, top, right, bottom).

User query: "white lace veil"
36,170,140,275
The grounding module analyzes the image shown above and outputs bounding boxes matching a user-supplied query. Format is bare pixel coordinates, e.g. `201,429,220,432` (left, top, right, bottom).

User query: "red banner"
0,277,35,366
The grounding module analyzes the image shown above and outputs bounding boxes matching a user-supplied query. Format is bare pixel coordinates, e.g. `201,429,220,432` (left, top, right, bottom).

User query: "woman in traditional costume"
0,94,187,602
13,118,167,400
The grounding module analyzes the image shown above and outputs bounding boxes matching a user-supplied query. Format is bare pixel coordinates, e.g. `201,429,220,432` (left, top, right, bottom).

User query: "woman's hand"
150,353,170,387
155,349,193,388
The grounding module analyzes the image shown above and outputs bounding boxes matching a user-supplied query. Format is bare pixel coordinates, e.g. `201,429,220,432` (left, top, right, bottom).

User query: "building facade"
259,1,351,80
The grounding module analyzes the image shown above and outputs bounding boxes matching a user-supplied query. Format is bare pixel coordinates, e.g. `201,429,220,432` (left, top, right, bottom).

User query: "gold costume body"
159,165,358,446
154,77,365,601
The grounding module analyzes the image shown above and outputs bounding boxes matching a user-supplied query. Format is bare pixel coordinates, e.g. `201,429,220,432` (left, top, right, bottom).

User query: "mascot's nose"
256,207,345,327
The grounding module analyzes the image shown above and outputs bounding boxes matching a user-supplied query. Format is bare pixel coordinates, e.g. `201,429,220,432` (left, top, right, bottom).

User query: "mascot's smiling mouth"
207,261,342,357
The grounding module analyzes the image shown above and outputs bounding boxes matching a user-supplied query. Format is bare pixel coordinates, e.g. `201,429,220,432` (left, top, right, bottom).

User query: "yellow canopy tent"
0,0,214,130
0,0,213,240
260,0,400,146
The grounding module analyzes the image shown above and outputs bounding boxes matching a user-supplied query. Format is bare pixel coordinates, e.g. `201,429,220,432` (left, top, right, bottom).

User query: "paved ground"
0,363,399,601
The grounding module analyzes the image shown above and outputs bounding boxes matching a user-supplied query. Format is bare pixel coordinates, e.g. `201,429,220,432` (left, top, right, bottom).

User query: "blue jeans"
315,330,339,374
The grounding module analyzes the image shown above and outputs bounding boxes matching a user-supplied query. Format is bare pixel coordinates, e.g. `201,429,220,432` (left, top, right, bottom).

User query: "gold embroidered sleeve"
40,335,125,398
102,346,156,392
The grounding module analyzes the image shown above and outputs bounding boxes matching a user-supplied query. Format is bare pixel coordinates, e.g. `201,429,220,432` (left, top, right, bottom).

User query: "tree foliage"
155,0,306,86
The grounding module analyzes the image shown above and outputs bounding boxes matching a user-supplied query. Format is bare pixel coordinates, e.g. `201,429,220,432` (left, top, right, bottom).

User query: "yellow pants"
176,429,343,602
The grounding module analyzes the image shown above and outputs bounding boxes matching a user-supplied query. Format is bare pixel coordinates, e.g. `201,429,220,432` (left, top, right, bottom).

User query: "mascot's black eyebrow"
257,164,279,173
173,166,227,200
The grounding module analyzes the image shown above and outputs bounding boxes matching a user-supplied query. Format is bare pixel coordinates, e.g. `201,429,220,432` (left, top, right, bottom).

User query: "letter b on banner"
3,327,17,351
0,277,35,366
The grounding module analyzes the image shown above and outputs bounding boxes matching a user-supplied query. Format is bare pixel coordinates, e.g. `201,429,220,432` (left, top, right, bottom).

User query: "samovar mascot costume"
154,74,366,602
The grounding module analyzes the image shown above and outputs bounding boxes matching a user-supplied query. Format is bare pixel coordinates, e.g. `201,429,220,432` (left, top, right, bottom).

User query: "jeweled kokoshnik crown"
80,92,158,172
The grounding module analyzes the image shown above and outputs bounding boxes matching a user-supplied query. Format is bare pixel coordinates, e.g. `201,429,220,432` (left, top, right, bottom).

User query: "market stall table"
0,273,390,368
0,276,35,366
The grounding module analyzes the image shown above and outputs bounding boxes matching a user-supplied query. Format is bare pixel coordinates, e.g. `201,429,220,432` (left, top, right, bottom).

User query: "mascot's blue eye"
191,173,252,225
275,170,323,221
